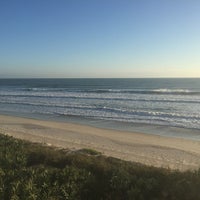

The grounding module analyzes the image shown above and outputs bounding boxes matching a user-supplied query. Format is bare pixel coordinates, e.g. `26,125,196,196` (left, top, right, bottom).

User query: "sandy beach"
0,114,200,171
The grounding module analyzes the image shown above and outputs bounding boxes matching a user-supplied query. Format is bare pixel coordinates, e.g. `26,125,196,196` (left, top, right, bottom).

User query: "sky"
0,0,200,78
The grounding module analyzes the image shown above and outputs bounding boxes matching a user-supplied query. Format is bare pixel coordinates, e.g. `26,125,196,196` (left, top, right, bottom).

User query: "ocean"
0,78,200,139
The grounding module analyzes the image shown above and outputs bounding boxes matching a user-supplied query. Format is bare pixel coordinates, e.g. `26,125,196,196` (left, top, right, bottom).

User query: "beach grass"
0,133,200,200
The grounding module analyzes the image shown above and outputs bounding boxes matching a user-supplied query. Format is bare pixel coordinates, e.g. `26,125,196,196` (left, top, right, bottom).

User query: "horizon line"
0,77,200,79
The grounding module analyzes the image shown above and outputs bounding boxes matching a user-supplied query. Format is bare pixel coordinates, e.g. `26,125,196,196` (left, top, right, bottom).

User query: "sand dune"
1,114,200,171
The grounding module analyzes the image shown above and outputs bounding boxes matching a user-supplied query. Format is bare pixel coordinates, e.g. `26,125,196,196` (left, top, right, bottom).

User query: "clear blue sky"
0,0,200,78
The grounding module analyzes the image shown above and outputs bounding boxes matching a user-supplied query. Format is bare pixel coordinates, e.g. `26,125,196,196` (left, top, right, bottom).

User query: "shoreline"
2,110,200,141
1,114,200,171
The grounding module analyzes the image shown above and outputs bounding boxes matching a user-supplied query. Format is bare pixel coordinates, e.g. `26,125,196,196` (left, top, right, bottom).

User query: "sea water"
0,78,200,139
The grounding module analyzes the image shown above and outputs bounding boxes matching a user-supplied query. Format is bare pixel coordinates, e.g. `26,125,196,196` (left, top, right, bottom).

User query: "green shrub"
0,134,200,200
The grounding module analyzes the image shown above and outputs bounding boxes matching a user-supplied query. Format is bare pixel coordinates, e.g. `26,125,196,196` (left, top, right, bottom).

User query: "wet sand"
0,114,200,171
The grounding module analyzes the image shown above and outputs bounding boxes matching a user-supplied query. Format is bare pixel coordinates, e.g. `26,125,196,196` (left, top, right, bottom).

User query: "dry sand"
0,114,200,171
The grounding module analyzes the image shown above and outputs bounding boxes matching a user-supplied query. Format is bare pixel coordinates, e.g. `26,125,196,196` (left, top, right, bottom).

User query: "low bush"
0,134,200,200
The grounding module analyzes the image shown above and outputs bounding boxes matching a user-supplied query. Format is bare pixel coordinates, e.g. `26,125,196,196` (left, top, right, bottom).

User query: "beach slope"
0,114,200,171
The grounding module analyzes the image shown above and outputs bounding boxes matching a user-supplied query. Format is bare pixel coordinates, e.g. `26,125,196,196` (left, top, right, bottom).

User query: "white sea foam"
0,78,200,131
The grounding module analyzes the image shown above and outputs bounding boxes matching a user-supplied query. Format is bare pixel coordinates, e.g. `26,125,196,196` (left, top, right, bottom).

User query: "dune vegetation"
0,134,200,200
